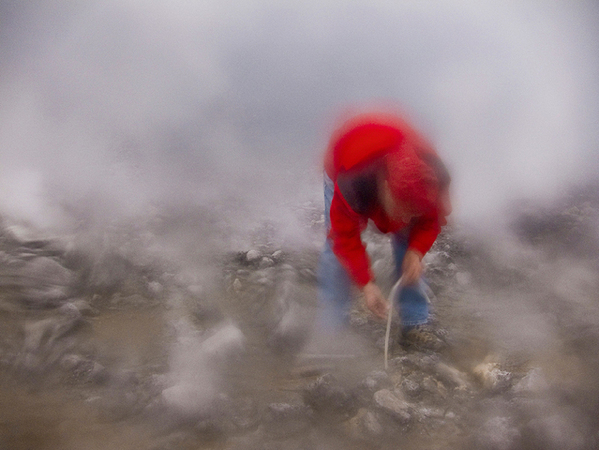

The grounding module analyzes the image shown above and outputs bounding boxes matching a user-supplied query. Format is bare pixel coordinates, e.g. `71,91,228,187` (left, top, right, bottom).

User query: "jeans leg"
392,233,429,327
317,238,352,330
317,173,352,330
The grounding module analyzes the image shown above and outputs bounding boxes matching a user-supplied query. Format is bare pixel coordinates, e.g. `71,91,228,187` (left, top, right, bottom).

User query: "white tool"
383,276,432,370
384,276,403,371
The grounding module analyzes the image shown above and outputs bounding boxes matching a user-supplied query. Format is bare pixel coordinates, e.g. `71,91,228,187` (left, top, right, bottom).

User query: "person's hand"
402,249,424,285
362,281,389,320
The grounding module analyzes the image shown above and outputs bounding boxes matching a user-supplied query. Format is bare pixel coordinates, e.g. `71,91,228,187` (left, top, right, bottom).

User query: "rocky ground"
0,184,598,449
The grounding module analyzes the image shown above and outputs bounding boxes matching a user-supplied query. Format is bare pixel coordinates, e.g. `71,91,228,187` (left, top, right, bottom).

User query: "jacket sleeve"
328,185,373,287
407,213,442,256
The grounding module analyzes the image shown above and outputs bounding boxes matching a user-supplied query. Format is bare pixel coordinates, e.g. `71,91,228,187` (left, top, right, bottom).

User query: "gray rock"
401,376,423,398
61,354,108,384
472,361,512,393
434,362,469,390
259,257,274,268
88,361,108,383
391,353,439,373
303,374,358,416
421,375,449,399
267,402,311,420
23,257,73,285
248,268,275,285
348,408,384,438
22,285,70,306
64,299,97,316
58,302,83,319
363,370,391,391
254,277,271,286
373,389,412,424
416,406,446,419
361,410,384,437
246,249,262,263
60,353,87,371
14,256,74,306
78,360,108,384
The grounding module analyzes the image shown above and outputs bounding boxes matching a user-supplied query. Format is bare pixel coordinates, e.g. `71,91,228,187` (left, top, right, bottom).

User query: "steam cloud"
0,0,598,231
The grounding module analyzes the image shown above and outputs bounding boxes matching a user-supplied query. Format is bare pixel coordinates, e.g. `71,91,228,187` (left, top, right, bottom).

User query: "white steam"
0,0,597,231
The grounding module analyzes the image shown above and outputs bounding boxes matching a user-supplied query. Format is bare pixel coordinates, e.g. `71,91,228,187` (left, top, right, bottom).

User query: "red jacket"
324,113,448,287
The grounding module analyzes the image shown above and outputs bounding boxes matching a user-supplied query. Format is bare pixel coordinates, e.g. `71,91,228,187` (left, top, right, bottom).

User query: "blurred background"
1,0,598,233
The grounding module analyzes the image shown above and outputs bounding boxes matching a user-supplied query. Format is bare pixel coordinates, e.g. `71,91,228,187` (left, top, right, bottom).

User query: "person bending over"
317,111,452,349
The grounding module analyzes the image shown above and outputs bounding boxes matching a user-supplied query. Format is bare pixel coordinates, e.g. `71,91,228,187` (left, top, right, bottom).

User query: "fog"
2,3,599,449
1,0,598,234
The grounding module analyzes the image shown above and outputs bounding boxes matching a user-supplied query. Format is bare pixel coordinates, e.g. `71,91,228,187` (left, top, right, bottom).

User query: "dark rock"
303,374,358,417
372,389,412,424
421,375,449,399
401,375,424,399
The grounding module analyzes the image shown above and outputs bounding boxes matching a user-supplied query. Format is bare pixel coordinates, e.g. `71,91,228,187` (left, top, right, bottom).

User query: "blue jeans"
317,173,429,330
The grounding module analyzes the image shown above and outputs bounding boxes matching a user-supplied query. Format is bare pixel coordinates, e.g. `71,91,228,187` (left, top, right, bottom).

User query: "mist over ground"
1,1,599,449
